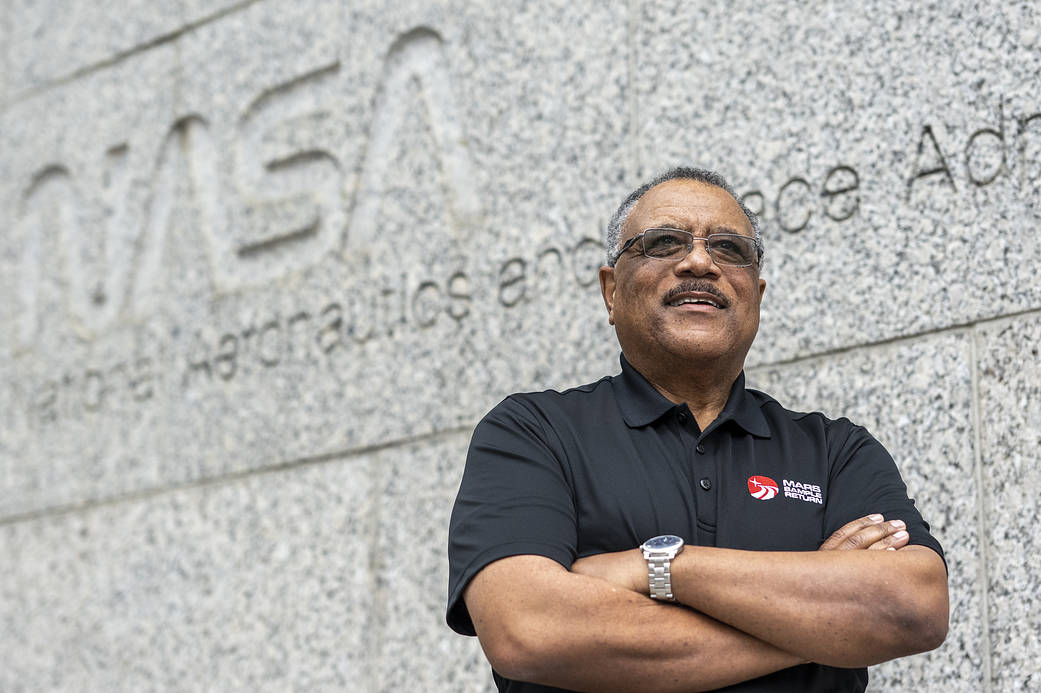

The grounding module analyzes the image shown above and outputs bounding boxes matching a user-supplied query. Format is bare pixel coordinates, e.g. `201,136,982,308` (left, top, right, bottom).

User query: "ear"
599,265,616,325
758,277,766,303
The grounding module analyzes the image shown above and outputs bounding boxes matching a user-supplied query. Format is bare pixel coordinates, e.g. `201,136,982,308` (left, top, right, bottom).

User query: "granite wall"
1,1,1038,691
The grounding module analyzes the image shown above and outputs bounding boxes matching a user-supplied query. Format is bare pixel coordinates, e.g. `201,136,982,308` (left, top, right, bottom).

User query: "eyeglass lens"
642,228,756,266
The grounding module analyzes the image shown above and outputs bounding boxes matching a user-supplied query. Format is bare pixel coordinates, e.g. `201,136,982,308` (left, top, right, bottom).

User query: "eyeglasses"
612,228,761,267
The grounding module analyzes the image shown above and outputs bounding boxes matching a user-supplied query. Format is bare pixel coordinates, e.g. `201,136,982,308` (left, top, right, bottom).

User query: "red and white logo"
747,475,779,500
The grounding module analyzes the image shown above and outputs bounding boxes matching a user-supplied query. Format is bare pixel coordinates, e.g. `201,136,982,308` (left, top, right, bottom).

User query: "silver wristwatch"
640,534,685,602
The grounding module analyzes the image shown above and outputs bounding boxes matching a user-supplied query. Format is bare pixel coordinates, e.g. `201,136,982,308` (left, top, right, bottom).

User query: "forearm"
466,555,802,692
670,545,949,666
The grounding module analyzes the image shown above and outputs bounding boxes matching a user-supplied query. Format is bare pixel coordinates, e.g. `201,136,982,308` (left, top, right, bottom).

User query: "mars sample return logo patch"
747,476,779,500
747,476,824,504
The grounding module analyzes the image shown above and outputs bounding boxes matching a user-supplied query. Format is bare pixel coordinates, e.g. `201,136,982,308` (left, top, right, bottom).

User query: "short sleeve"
446,396,579,635
823,421,946,569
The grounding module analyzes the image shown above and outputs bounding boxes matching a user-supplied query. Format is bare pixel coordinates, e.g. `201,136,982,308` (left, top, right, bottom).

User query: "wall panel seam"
968,325,994,693
753,305,1041,371
0,0,264,111
0,424,474,527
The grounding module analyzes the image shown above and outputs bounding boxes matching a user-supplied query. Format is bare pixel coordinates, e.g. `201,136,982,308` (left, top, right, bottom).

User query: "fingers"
819,514,910,551
819,514,884,550
870,525,909,551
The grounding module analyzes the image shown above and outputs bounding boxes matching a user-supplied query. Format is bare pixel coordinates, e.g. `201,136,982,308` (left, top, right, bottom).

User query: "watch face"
644,534,683,551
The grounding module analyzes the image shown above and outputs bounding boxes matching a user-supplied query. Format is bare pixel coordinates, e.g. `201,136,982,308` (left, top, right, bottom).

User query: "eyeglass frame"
609,227,764,268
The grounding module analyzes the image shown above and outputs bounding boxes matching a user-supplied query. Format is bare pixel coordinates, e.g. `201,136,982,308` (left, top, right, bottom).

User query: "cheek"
614,275,652,312
739,299,762,335
614,292,660,341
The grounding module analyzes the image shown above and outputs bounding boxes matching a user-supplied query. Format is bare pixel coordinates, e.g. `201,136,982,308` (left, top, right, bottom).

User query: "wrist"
640,534,685,602
629,548,650,595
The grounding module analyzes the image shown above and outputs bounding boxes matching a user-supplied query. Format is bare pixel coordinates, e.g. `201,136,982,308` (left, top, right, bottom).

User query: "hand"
819,514,910,551
570,548,647,594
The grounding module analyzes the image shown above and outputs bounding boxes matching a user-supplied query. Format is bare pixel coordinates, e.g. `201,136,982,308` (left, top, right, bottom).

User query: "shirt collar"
614,353,771,438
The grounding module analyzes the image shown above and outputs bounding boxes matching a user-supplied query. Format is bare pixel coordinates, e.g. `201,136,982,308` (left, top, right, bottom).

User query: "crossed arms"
464,515,949,692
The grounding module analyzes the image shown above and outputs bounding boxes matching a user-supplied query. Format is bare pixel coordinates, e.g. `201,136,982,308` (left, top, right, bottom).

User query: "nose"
672,238,721,276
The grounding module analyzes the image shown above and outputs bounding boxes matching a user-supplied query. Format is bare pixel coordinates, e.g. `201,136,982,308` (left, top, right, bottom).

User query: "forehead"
625,179,751,238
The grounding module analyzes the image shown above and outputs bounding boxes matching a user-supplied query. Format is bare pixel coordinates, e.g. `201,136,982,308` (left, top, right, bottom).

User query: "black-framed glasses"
612,228,761,267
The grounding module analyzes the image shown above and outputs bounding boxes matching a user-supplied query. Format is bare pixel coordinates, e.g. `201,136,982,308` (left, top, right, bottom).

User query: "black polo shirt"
447,354,944,693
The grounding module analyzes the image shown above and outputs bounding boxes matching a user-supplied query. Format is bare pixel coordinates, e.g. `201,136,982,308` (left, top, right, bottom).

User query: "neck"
625,351,743,430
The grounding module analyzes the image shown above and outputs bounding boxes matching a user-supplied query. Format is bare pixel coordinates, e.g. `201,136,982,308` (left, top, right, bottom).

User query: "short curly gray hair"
605,166,763,267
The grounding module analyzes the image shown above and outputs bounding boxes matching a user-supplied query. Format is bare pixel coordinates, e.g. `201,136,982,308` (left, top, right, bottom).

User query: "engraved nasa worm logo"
747,475,779,500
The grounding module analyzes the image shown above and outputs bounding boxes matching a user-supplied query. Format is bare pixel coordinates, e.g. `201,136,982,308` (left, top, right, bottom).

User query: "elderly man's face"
599,179,766,373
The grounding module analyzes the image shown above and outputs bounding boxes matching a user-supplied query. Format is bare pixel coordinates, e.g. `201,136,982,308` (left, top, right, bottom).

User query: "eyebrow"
649,223,747,236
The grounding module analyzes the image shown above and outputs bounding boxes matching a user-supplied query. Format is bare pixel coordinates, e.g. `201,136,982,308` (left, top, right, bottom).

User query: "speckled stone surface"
376,433,492,692
0,9,11,102
0,40,184,517
0,0,623,517
4,1,182,97
0,42,182,516
747,332,984,691
0,436,490,692
976,315,1041,693
0,459,373,691
2,0,248,99
638,0,1041,366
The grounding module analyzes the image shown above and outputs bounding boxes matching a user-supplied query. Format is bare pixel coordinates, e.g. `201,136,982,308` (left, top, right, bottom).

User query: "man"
447,167,948,692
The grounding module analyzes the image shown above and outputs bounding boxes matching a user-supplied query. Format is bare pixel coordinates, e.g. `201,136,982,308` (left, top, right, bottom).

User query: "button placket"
691,441,716,542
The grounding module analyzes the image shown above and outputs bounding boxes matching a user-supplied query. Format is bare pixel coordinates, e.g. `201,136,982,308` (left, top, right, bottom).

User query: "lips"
663,282,730,309
667,294,723,308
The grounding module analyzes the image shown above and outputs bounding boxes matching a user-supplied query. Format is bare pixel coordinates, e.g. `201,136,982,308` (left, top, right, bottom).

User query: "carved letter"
132,357,155,402
234,63,345,274
317,303,345,354
348,28,483,253
965,101,1007,186
1017,113,1041,191
133,116,223,310
498,259,528,307
776,177,813,233
15,117,224,348
215,334,239,381
83,369,106,412
258,317,284,368
533,247,565,301
411,281,443,328
15,167,77,347
740,190,765,219
287,311,313,360
908,125,957,199
571,238,603,288
447,272,472,322
821,166,860,222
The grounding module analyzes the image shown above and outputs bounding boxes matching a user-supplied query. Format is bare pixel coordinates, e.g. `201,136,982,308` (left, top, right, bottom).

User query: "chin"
666,335,753,368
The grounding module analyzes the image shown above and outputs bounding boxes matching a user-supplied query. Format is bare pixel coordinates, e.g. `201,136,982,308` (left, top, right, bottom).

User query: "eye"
708,235,755,265
643,229,690,257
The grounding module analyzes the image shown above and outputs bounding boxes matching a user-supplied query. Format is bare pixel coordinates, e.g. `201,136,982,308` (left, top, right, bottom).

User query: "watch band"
641,534,684,602
646,554,675,601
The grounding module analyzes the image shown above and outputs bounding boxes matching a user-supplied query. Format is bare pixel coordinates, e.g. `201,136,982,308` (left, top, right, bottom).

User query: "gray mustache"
662,281,730,308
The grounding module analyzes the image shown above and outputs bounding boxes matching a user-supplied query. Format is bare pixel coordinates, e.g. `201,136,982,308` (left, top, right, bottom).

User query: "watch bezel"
641,534,685,554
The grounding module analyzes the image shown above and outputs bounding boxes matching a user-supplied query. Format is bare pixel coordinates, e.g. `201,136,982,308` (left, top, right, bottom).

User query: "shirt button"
696,444,706,454
677,412,688,424
699,478,712,491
